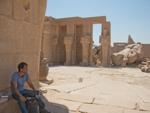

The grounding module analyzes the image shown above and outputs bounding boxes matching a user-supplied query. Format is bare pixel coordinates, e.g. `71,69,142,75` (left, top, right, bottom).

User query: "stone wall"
142,44,150,58
0,0,47,91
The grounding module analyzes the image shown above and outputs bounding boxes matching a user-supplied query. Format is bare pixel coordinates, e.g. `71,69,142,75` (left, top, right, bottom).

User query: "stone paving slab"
46,82,95,93
139,102,150,111
44,97,82,112
94,96,136,109
51,92,94,104
79,103,123,113
124,110,150,113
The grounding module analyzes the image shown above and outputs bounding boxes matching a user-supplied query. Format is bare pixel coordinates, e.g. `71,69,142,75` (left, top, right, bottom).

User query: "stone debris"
138,58,150,73
112,43,143,66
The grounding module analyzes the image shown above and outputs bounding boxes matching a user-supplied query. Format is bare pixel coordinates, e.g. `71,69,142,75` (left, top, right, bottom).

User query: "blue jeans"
12,89,44,113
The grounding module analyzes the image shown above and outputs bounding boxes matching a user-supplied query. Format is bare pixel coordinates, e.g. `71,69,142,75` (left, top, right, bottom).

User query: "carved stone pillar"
65,24,75,65
80,36,91,66
89,42,94,65
81,23,92,66
100,22,111,66
51,36,58,65
64,36,73,65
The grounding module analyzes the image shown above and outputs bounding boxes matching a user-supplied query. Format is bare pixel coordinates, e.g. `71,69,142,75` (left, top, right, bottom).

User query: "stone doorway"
93,24,102,46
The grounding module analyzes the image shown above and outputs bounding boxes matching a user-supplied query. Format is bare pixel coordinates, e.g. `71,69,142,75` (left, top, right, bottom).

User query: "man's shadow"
41,95,69,113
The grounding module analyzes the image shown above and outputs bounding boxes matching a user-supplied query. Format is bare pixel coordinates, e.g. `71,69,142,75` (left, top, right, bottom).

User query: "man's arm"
11,81,26,102
27,78,36,91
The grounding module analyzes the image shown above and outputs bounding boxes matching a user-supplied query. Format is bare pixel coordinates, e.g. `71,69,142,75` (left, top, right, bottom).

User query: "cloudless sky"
46,0,150,45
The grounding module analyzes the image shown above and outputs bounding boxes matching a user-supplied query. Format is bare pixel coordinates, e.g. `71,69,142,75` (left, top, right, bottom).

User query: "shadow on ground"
42,95,69,113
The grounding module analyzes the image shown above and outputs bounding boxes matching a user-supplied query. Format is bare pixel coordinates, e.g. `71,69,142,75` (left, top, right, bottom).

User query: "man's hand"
20,95,26,102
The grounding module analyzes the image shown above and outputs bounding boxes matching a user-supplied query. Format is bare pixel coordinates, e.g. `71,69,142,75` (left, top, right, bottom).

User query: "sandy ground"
40,66,150,113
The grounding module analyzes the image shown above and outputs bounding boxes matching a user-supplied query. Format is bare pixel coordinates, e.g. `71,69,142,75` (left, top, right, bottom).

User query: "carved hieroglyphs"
0,0,47,90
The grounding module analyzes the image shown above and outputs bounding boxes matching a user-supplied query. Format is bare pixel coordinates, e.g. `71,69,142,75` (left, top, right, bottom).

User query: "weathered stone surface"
0,1,47,112
41,66,150,113
0,0,12,17
139,102,150,111
139,58,150,73
52,93,94,104
94,97,136,109
39,58,49,81
100,22,111,66
47,81,94,93
42,96,82,112
0,98,21,113
79,104,123,113
112,43,142,66
124,110,150,113
0,0,47,90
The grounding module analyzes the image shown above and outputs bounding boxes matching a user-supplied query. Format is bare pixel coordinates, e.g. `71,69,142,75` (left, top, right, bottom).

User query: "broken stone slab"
94,96,136,109
52,93,94,104
124,109,150,113
43,97,82,112
79,103,123,113
139,102,150,111
47,81,95,93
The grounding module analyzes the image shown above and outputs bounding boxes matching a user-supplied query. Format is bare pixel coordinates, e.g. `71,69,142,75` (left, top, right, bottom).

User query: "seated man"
10,62,48,113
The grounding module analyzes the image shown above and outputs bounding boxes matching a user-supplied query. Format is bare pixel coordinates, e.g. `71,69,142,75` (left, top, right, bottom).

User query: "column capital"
49,35,58,45
64,35,74,45
80,35,91,44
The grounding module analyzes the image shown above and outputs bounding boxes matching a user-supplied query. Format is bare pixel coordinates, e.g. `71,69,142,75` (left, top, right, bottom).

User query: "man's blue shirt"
11,72,29,91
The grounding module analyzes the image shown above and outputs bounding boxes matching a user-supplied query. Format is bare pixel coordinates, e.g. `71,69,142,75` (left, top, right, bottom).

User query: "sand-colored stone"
42,16,111,66
124,110,150,113
0,0,47,91
139,102,150,111
79,104,123,113
112,43,142,66
51,93,94,104
41,66,150,113
100,22,111,66
112,40,150,60
0,0,47,112
0,98,20,113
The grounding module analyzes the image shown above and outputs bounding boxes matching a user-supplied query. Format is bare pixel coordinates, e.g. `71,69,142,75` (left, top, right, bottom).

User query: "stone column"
89,41,94,65
80,36,91,66
81,23,92,66
64,24,75,65
100,22,111,66
51,36,58,65
64,36,73,65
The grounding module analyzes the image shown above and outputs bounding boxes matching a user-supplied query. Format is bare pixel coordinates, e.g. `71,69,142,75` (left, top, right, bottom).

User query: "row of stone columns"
64,23,92,65
42,19,111,66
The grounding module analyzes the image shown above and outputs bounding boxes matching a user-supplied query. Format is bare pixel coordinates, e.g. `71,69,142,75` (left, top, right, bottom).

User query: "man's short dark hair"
18,62,28,72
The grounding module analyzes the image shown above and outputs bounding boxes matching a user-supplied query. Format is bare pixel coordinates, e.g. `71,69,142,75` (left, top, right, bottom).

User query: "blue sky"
45,0,150,45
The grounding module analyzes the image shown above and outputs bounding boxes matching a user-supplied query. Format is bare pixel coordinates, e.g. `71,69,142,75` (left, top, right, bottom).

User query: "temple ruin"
42,16,111,66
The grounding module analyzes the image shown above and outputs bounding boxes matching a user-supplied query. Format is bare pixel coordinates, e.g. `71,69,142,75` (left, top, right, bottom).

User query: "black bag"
26,97,40,113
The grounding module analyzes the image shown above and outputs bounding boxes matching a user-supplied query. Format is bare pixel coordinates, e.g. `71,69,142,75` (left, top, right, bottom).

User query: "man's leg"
12,94,28,113
17,99,29,113
20,89,45,109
